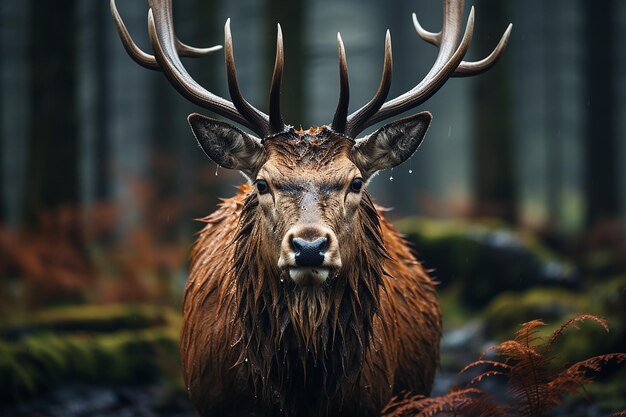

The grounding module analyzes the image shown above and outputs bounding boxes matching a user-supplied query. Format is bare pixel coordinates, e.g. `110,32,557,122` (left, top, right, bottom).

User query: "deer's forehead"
262,131,354,163
259,155,359,182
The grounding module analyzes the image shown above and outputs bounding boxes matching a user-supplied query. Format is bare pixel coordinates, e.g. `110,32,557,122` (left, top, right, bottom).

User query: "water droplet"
244,357,248,362
271,390,281,404
448,126,452,138
389,176,394,181
215,165,220,176
408,169,413,174
280,278,284,283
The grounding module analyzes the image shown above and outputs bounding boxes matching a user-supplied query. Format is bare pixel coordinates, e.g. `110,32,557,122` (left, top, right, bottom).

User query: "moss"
394,217,578,308
394,216,561,263
0,342,37,400
0,303,181,343
438,284,477,329
0,304,182,404
483,286,625,365
484,289,586,340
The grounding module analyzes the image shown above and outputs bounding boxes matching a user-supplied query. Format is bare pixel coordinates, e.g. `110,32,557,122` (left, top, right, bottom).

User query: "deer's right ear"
351,112,432,179
188,113,266,179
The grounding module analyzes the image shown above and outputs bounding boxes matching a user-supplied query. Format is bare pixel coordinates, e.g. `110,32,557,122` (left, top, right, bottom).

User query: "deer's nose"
292,236,328,267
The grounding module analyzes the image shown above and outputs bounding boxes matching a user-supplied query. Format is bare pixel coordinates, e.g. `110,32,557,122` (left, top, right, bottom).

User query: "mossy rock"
0,304,182,404
484,286,625,364
484,289,586,339
0,304,181,339
395,216,578,308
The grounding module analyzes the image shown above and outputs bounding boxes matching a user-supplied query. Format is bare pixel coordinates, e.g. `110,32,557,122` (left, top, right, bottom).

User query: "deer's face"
256,130,362,286
189,113,432,286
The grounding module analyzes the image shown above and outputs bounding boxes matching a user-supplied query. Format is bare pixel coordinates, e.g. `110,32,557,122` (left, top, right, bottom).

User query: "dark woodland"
1,0,625,416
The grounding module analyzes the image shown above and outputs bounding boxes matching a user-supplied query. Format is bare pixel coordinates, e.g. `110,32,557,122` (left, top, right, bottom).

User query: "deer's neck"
231,192,387,414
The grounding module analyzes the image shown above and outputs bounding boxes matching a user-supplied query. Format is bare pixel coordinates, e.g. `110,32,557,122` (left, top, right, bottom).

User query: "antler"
331,0,512,138
110,0,286,138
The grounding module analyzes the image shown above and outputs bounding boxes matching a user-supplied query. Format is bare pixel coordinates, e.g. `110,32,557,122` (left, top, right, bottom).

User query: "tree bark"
583,0,617,226
24,0,78,221
472,0,516,222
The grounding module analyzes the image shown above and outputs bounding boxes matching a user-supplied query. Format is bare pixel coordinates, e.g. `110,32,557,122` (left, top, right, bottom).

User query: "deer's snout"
292,236,328,267
278,225,342,286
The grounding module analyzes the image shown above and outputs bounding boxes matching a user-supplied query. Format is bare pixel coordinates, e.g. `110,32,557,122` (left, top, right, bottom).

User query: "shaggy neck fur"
232,189,388,416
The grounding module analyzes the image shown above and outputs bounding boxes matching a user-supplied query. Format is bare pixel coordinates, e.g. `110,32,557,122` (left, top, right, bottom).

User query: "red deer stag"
111,0,511,416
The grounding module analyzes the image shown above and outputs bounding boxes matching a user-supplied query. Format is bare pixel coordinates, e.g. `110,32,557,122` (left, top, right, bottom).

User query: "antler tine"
176,42,223,58
144,0,270,137
344,30,392,138
224,19,272,137
452,23,512,77
343,0,512,137
413,12,512,77
330,33,350,134
111,0,221,71
365,4,474,128
412,12,440,46
269,24,285,134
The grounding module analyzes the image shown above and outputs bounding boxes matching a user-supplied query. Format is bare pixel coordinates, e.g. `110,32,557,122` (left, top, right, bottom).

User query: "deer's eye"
350,178,363,193
256,179,270,195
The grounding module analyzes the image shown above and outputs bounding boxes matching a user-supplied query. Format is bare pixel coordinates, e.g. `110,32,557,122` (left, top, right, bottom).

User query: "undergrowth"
383,314,626,417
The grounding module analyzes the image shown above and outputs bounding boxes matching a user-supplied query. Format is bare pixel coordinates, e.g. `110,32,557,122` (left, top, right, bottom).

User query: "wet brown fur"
180,130,441,417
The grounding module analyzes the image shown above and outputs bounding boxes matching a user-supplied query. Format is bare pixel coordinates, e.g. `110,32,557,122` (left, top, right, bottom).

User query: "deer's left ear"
351,112,432,179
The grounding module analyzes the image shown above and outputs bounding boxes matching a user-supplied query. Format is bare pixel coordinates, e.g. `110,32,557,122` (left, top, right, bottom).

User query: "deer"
111,0,511,416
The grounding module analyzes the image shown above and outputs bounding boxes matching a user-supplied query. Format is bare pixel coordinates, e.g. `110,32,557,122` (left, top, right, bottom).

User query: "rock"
395,217,579,308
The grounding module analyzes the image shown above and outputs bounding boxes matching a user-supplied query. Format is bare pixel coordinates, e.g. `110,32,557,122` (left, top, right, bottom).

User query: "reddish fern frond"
460,359,512,375
467,370,507,386
476,316,624,417
541,354,626,413
382,388,507,417
515,320,547,351
515,320,546,337
548,314,609,347
562,353,626,377
413,388,489,417
382,392,427,416
485,340,545,364
605,411,626,417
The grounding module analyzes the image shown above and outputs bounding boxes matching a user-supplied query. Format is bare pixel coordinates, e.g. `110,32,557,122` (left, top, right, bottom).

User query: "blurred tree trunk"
93,2,110,201
77,0,110,210
472,0,516,222
266,0,305,125
583,0,618,226
24,0,78,221
544,0,561,226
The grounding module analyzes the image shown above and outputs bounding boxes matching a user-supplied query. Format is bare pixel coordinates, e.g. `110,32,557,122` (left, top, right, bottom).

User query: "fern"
383,314,626,417
383,388,507,417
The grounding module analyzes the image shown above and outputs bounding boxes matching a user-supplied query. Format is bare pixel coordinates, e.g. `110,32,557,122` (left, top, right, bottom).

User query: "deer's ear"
188,113,266,178
351,112,432,179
